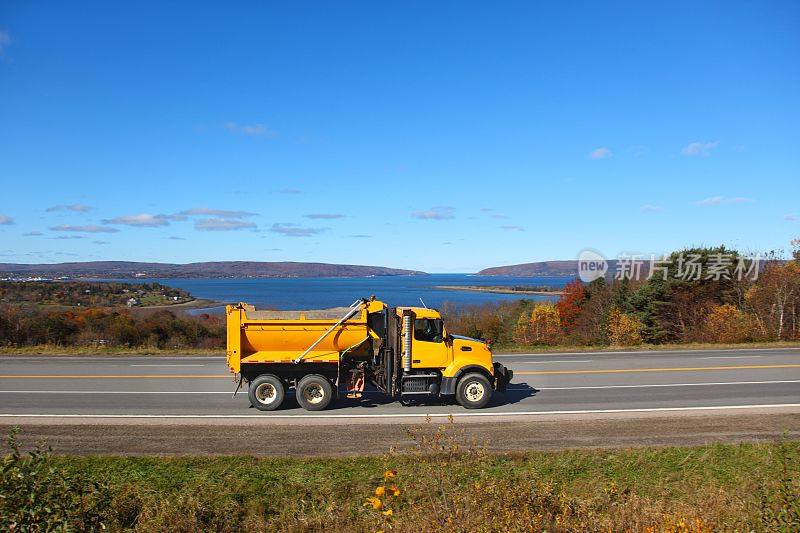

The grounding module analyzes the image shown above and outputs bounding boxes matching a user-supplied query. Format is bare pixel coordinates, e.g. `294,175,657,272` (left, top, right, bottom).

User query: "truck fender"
440,364,493,396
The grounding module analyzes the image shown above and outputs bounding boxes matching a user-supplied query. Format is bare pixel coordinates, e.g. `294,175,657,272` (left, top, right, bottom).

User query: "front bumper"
493,362,513,392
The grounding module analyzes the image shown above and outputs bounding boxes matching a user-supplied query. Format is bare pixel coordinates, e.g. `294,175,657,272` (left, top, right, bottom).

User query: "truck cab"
396,306,511,407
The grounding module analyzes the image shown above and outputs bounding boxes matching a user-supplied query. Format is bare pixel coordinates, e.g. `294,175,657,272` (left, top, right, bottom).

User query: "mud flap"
493,362,513,392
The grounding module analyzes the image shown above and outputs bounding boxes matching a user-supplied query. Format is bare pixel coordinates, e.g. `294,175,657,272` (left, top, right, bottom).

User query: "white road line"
495,347,800,357
129,364,206,367
699,356,763,359
513,360,591,364
1,404,799,419
537,380,800,391
0,390,232,394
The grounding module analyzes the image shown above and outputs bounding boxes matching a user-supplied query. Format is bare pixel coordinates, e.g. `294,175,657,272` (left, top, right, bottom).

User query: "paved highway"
1,347,799,420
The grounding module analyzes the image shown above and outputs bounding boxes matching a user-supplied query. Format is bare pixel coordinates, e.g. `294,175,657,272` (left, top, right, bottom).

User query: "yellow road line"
0,375,229,379
514,364,800,376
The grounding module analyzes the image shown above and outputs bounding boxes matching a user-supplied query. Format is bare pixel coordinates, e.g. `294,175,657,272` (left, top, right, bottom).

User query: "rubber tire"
248,374,286,411
456,373,492,409
296,374,334,411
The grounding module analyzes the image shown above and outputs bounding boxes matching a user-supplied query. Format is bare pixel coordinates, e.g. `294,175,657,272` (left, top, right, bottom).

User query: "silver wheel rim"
255,382,277,405
465,381,485,403
303,383,325,405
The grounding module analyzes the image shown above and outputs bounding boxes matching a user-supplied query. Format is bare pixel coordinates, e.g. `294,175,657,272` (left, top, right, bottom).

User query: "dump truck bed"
226,301,383,373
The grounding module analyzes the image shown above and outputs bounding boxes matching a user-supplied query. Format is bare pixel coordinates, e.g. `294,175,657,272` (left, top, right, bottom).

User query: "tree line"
443,244,800,347
0,281,191,307
0,307,224,349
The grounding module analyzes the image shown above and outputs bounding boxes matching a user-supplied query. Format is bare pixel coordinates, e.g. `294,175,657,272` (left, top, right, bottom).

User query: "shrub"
607,308,643,346
514,303,561,345
702,304,755,343
0,428,112,531
0,305,225,349
759,437,800,531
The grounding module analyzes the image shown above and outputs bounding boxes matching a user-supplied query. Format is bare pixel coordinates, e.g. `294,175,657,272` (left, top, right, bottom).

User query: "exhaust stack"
402,312,413,372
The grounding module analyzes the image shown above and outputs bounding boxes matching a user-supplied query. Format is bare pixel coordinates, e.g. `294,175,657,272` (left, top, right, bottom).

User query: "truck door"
413,318,449,369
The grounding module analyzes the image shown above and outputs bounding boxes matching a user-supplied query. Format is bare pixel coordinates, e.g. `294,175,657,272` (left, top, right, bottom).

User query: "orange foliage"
701,304,754,343
607,308,643,346
556,279,586,332
514,303,561,345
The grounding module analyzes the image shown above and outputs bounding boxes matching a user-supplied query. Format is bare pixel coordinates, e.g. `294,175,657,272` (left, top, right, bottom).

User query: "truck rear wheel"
456,373,492,409
248,374,285,411
296,374,334,411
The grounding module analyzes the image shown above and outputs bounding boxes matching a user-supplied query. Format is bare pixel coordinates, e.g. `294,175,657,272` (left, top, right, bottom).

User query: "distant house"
126,297,139,307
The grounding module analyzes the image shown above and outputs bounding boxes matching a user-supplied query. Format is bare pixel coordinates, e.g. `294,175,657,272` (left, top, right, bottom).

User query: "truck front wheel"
296,374,334,411
456,373,492,409
248,374,286,411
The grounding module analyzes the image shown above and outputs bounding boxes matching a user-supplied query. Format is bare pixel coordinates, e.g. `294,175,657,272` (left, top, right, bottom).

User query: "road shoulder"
3,410,798,456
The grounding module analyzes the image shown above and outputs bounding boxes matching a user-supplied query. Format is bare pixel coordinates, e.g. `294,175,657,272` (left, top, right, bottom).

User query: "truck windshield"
414,318,444,343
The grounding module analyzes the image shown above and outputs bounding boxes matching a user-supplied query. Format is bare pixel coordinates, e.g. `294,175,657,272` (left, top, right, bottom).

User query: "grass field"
2,422,798,531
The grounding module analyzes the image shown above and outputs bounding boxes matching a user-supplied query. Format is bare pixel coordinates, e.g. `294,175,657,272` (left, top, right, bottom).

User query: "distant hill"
479,257,776,277
477,260,622,277
0,261,427,279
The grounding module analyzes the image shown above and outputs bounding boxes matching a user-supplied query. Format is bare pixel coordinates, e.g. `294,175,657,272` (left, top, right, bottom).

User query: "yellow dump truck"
226,297,512,411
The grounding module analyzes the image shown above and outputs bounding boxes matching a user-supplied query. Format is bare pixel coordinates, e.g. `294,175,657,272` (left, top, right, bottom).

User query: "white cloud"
696,196,753,206
195,218,257,231
46,204,92,213
168,236,186,240
225,122,277,137
104,214,169,227
589,147,612,160
50,224,118,233
411,206,455,220
23,231,43,237
0,214,14,225
785,215,798,221
269,223,325,237
697,196,724,206
682,141,719,156
180,208,256,218
501,225,525,232
641,204,664,213
304,213,345,219
103,213,185,227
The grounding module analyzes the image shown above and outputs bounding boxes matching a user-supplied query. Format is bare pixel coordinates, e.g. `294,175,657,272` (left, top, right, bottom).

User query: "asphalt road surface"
1,348,798,455
1,347,798,418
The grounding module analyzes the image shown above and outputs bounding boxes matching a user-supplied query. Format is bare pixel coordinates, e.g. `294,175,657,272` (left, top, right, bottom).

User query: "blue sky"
1,1,798,272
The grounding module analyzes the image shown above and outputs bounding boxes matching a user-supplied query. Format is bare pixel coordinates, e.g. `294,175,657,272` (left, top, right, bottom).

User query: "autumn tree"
606,308,643,346
701,304,755,343
631,246,744,343
513,313,533,345
556,279,586,333
745,260,800,340
514,303,561,345
570,278,613,345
